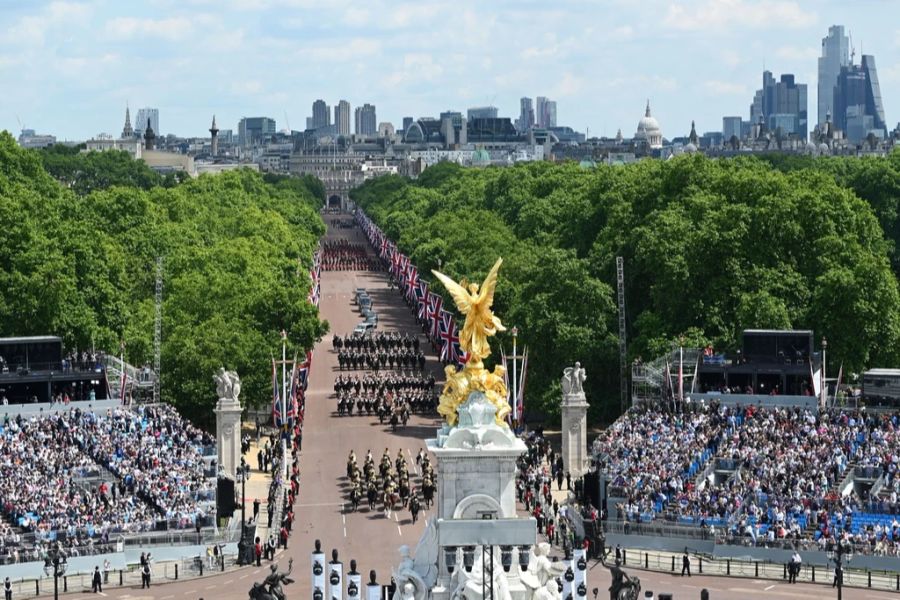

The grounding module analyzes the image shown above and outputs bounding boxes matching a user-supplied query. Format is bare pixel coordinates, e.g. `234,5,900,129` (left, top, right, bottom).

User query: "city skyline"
1,0,899,140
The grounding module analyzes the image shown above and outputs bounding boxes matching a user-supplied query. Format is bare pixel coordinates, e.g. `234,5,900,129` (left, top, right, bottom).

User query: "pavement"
26,214,898,600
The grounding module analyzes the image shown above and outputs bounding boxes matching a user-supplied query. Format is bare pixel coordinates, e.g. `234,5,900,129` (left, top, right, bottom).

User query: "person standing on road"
4,576,12,600
255,536,262,567
681,550,691,577
91,566,102,593
141,563,151,588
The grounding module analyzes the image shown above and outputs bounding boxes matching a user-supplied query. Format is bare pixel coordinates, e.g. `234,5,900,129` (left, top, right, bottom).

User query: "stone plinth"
214,395,242,478
561,392,589,478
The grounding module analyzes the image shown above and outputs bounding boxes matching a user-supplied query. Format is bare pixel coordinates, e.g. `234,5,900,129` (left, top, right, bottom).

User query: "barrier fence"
613,547,900,593
3,553,237,599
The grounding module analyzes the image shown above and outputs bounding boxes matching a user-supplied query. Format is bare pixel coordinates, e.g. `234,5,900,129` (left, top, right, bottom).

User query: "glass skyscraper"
817,25,849,126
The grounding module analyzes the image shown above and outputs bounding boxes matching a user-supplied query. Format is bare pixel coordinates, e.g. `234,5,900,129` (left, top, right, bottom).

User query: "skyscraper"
722,116,742,141
134,108,159,137
467,106,498,120
749,71,808,139
238,116,276,146
402,117,414,133
311,99,330,130
833,54,888,143
818,25,850,126
517,97,535,133
354,104,377,136
334,100,351,136
535,97,557,128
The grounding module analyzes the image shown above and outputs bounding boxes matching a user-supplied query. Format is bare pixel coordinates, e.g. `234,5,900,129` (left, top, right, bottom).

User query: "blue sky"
1,0,898,140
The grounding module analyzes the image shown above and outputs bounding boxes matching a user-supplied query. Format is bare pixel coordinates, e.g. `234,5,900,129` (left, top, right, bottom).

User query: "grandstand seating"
593,404,900,554
0,404,215,562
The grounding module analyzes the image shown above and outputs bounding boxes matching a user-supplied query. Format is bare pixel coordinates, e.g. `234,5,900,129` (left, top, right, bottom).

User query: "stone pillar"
561,391,589,478
214,394,242,478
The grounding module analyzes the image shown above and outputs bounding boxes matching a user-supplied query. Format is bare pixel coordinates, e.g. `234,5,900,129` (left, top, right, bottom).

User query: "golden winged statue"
431,258,510,428
431,257,506,365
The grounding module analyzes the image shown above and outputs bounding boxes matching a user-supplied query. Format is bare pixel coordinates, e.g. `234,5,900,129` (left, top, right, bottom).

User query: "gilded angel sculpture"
431,257,505,364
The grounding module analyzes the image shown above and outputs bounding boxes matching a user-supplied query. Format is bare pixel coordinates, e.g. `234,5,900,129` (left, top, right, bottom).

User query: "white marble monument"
561,363,589,478
213,368,243,479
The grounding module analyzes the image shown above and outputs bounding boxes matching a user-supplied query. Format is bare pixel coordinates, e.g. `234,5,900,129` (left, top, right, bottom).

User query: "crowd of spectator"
0,404,215,563
592,403,900,555
322,241,381,271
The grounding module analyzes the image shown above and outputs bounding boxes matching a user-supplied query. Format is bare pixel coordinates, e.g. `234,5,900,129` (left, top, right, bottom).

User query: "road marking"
764,585,775,591
398,524,403,536
224,579,234,584
297,502,345,507
344,526,347,537
239,574,249,580
205,585,217,590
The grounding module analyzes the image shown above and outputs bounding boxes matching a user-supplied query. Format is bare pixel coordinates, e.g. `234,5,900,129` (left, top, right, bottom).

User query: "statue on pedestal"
604,559,640,600
214,368,242,403
520,543,564,600
431,258,510,428
249,558,294,600
391,519,438,600
561,363,586,397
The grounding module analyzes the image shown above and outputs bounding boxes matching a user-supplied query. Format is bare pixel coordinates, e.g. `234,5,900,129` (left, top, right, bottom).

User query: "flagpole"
511,327,518,427
281,329,288,481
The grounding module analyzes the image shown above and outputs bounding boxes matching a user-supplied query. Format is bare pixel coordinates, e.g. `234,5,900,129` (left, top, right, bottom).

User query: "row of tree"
0,133,327,426
350,152,900,422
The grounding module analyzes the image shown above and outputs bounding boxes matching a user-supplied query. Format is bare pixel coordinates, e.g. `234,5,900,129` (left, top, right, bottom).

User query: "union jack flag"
405,265,418,301
416,281,428,319
426,292,442,340
439,310,458,362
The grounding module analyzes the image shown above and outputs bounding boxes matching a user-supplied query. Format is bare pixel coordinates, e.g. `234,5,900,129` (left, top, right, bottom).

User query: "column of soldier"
332,332,437,429
344,448,437,523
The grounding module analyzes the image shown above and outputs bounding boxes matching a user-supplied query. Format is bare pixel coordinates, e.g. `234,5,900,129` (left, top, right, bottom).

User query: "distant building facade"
335,100,351,137
832,55,888,144
17,128,56,149
535,97,557,128
354,104,377,136
134,108,159,137
818,25,850,126
238,117,276,146
517,97,535,133
311,99,330,130
750,71,808,140
467,106,499,120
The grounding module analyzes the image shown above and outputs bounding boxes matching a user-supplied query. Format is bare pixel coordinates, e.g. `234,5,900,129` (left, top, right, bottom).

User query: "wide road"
39,216,895,600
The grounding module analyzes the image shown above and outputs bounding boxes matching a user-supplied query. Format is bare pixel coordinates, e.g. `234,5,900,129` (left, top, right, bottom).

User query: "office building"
334,100,351,137
402,117,414,133
749,71,808,139
833,54,888,143
517,97,535,133
535,97,557,129
818,25,850,126
17,128,56,149
722,116,742,141
355,104,377,137
311,99,330,130
467,106,499,120
134,108,159,137
238,116,277,146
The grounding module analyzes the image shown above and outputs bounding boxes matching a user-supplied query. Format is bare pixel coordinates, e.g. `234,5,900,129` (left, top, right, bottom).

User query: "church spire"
121,104,134,139
688,120,699,145
645,99,652,117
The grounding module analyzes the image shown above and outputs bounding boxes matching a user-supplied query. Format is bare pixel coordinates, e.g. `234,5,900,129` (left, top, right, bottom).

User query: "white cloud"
611,25,634,41
557,73,584,97
703,80,749,96
0,1,92,45
105,16,195,41
665,0,815,32
775,45,819,61
300,38,382,62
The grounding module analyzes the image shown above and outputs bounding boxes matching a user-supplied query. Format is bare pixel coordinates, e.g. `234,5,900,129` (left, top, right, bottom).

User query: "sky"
1,0,899,141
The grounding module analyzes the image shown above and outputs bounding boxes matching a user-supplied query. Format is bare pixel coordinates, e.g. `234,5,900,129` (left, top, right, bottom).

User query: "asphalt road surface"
35,216,897,600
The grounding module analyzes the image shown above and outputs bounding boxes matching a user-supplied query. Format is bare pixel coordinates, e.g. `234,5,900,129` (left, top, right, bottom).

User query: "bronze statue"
604,559,640,600
249,558,294,600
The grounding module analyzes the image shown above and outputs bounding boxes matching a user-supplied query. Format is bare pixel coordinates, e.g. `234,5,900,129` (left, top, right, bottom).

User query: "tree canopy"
0,132,327,426
351,154,900,422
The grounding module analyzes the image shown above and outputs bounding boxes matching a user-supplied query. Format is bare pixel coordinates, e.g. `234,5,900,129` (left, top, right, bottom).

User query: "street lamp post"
236,457,252,565
827,536,852,600
511,326,518,431
42,543,67,600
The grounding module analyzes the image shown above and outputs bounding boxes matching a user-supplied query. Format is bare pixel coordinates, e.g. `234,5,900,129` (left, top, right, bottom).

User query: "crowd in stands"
0,405,215,564
592,402,900,555
322,241,381,271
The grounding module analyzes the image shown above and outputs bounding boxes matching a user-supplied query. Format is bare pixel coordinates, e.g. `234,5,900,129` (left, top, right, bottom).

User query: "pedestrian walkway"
239,423,277,560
